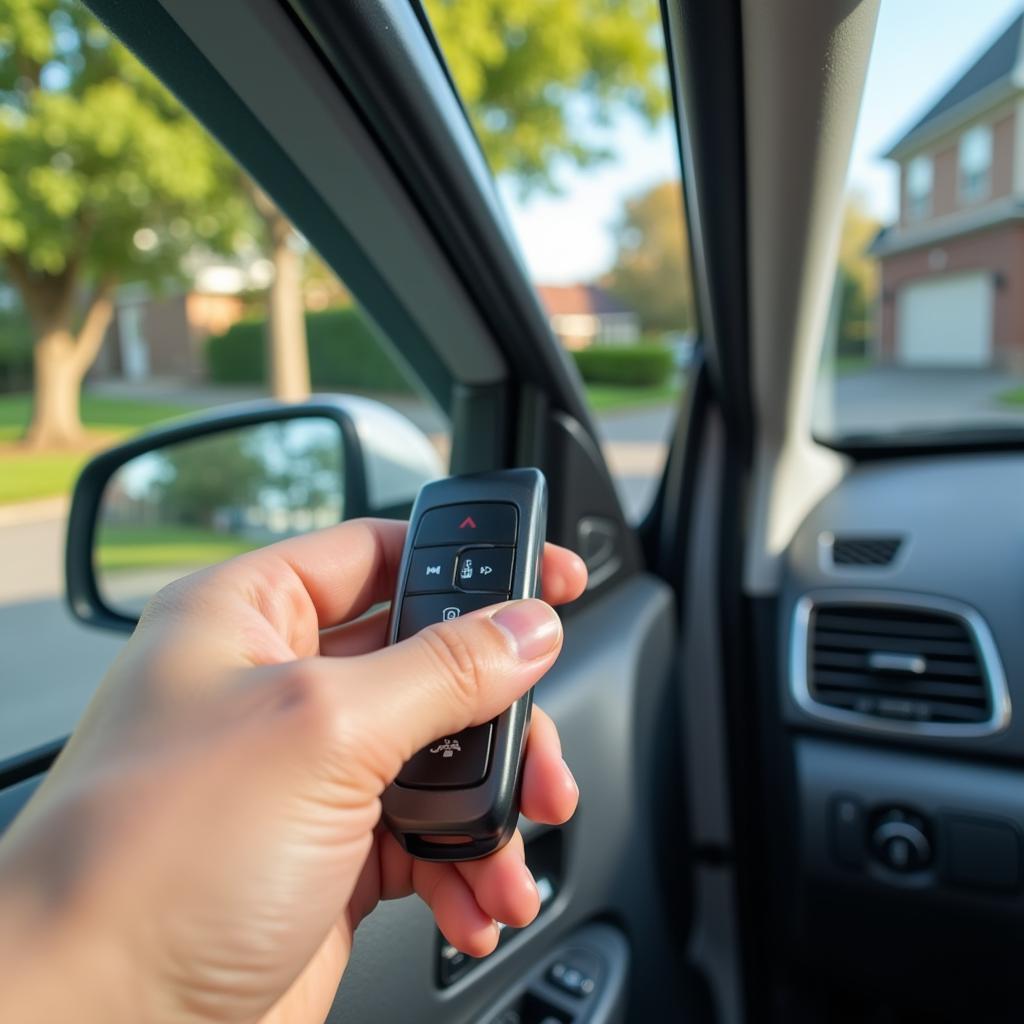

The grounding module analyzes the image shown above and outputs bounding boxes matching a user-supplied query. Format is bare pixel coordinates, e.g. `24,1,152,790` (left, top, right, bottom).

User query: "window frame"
958,122,993,205
905,153,934,221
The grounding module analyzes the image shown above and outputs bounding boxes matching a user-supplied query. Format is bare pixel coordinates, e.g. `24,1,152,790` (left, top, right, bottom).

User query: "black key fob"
381,468,547,862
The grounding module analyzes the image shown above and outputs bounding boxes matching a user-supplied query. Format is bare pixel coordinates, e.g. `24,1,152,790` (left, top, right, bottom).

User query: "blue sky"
501,0,1024,285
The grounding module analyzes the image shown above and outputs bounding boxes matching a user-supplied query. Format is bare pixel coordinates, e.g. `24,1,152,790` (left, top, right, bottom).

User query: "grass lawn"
834,355,873,376
584,381,682,413
0,393,190,505
97,524,259,571
997,386,1024,406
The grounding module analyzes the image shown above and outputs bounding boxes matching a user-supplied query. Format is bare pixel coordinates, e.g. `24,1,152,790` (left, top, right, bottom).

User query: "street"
0,401,675,761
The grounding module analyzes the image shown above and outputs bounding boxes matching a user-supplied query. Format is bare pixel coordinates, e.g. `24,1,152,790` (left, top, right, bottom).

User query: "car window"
0,0,450,762
421,0,696,519
814,0,1024,447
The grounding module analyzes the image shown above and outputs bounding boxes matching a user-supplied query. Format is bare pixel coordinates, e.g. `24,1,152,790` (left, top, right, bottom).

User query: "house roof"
535,284,634,318
885,12,1024,159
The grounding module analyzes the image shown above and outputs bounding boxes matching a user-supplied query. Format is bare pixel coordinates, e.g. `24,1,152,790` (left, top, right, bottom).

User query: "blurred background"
5,0,1024,756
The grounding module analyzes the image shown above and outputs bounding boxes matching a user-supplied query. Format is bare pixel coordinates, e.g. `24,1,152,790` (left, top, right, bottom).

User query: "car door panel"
328,574,678,1022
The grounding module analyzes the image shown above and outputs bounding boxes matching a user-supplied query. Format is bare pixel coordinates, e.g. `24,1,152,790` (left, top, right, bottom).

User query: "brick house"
535,284,640,350
872,12,1024,370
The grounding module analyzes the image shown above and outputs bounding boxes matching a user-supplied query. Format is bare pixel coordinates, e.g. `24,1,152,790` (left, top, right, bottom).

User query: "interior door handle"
577,516,621,590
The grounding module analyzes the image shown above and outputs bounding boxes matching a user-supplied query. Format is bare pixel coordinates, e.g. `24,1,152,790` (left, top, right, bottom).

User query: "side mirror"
65,396,444,632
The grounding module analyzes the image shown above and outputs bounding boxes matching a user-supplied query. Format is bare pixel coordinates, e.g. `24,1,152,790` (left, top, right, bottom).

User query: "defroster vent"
792,593,1010,737
830,536,902,567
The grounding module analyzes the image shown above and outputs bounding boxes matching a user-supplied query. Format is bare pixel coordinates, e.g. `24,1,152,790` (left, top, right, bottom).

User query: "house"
535,284,640,350
872,12,1024,370
91,258,268,383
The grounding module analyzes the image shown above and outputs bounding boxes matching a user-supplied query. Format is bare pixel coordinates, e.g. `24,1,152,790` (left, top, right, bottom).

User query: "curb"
0,496,70,528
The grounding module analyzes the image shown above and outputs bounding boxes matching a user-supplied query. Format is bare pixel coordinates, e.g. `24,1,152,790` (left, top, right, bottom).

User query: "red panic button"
414,503,518,547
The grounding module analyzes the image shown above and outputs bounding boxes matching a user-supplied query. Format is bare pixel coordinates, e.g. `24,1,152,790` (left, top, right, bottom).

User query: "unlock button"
456,547,514,593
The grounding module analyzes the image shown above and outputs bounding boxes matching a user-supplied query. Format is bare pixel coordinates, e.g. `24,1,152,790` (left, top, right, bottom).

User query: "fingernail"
561,758,579,798
491,600,562,660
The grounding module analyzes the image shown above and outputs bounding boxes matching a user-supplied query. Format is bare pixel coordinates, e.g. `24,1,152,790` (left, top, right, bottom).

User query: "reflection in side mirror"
67,397,445,633
95,418,344,619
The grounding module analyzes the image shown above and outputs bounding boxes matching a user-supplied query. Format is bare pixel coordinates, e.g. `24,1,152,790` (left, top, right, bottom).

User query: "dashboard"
778,452,1024,1012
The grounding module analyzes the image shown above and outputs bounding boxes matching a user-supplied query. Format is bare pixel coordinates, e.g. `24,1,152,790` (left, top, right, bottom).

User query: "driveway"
826,367,1024,437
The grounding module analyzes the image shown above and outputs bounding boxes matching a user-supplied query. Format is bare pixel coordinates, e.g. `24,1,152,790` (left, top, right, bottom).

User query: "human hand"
0,519,586,1024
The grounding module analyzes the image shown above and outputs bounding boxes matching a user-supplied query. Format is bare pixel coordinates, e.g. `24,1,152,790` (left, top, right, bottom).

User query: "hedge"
0,314,33,393
571,343,674,387
207,308,414,393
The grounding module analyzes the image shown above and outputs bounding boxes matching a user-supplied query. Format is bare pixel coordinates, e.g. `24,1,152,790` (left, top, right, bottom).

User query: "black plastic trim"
283,0,597,433
0,738,64,791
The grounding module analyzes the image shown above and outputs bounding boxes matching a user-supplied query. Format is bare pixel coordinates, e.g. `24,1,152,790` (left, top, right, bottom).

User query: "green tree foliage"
836,195,881,356
604,180,694,332
0,0,250,447
424,0,669,190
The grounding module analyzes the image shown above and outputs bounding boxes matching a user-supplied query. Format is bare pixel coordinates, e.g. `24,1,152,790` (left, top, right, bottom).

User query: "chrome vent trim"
790,590,1011,738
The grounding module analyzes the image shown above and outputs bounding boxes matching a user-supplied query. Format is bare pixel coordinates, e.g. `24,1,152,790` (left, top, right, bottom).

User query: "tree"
424,0,669,190
243,180,311,403
0,0,249,448
603,180,693,333
836,194,881,356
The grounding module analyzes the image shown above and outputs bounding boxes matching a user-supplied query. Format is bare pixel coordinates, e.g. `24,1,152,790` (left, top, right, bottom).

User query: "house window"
959,124,993,204
905,155,933,221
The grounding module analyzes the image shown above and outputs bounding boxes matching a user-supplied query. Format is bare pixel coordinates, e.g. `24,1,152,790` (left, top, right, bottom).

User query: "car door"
0,1,716,1021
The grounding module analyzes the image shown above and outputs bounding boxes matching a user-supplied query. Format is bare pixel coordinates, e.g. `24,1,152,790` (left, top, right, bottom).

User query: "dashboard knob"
870,808,932,872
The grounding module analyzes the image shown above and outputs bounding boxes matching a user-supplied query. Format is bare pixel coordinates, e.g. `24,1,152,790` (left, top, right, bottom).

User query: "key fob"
381,468,548,861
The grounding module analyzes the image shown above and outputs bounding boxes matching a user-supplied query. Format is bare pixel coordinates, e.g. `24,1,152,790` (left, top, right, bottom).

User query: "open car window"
420,0,696,518
0,0,450,763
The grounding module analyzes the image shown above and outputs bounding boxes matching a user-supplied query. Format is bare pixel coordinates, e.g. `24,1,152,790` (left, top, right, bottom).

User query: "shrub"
571,342,674,387
0,313,33,394
207,308,414,393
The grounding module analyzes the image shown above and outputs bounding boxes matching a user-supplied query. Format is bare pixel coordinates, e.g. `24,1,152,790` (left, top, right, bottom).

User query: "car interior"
5,0,1024,1021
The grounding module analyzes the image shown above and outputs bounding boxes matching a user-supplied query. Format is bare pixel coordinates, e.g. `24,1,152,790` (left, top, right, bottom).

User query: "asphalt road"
0,402,675,762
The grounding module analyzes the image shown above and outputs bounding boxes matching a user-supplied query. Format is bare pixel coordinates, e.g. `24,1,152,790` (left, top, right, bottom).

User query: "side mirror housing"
65,396,443,632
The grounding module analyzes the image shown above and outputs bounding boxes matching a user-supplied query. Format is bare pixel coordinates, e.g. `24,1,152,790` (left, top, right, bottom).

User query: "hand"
0,519,587,1024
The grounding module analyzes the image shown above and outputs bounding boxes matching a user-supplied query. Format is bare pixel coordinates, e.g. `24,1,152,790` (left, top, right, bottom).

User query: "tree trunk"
267,226,311,402
242,176,311,402
24,329,87,449
21,281,116,451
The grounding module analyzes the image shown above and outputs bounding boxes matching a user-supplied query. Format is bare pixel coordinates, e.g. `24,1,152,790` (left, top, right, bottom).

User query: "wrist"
0,819,134,1024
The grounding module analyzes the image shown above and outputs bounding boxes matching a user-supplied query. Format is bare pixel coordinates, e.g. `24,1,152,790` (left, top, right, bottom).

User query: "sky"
500,0,1024,285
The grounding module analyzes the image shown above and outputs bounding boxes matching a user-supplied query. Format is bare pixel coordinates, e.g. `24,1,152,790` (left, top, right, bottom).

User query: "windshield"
816,0,1024,447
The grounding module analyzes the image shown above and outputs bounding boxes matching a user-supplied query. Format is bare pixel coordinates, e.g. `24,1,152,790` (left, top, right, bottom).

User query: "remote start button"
397,723,494,788
415,503,518,547
455,547,514,593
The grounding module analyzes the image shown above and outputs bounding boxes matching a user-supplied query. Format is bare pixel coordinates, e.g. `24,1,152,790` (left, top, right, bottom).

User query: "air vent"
792,593,1010,737
830,535,902,567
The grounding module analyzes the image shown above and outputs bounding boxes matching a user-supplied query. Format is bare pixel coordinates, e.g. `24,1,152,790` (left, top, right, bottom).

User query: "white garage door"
896,272,993,366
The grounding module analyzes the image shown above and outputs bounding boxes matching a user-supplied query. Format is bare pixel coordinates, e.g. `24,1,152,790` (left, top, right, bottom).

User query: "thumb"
303,599,563,788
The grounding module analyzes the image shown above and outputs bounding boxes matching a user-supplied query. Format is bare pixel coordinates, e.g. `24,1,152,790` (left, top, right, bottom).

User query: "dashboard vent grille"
808,603,990,725
831,536,902,566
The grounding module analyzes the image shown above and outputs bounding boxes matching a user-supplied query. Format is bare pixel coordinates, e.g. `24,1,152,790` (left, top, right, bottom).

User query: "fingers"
540,545,588,606
318,538,585,657
520,706,579,825
412,860,500,957
373,829,537,955
309,599,564,786
319,608,390,658
454,830,539,929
